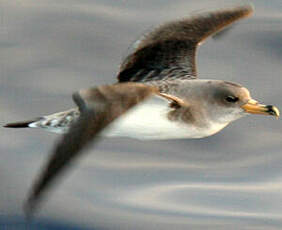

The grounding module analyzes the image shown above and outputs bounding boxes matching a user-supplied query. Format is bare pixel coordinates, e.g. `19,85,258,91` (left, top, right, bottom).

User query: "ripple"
116,181,282,220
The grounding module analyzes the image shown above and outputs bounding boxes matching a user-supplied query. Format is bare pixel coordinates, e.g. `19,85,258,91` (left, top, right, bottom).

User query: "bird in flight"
4,5,279,217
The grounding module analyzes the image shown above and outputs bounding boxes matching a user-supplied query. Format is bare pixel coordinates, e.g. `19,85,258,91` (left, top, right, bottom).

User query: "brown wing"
24,83,158,217
117,5,253,83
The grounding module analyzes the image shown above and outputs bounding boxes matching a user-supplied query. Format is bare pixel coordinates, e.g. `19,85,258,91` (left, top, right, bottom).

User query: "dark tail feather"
4,119,37,128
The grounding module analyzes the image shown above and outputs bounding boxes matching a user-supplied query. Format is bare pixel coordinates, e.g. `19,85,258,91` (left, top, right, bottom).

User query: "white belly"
101,96,227,140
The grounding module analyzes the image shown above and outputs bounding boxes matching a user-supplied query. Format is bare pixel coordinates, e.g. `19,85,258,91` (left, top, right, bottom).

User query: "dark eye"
225,96,239,103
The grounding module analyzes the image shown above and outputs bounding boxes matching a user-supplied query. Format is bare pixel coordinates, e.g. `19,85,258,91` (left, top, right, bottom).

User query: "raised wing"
24,83,159,217
117,5,253,83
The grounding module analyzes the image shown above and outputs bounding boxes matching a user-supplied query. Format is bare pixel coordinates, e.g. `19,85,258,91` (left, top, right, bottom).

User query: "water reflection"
119,182,282,218
1,0,282,229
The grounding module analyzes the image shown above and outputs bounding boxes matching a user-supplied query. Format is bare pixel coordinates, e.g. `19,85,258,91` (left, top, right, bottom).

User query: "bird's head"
178,80,279,125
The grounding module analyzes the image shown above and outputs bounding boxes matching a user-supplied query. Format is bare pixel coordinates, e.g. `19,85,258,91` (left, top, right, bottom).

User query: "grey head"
167,79,279,129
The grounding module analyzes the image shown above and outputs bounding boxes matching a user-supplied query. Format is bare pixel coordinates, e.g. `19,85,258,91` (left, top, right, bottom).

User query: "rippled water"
1,1,282,229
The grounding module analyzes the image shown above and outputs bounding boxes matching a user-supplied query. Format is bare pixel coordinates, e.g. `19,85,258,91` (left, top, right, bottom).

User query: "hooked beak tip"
241,100,279,118
266,105,280,118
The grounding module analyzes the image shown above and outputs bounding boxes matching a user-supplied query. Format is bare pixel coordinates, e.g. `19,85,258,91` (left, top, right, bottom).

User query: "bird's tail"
4,119,39,128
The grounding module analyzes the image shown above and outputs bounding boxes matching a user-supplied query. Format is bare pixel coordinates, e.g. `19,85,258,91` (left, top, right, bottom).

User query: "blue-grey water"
1,0,282,229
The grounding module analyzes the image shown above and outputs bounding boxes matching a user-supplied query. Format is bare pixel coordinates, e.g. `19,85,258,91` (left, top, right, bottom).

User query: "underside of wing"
24,83,159,217
117,5,253,83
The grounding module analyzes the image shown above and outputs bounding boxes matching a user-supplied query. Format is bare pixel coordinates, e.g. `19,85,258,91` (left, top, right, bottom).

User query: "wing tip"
23,200,34,221
231,4,254,18
240,3,254,13
194,4,254,18
23,194,41,222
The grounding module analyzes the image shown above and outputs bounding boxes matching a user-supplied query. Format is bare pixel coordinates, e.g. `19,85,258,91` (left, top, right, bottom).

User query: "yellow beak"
241,99,280,118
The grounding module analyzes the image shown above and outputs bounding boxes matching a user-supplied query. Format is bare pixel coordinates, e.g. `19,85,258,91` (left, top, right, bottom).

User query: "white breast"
102,95,227,140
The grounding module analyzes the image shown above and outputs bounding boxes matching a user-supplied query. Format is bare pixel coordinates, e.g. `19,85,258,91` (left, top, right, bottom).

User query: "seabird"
4,5,279,217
